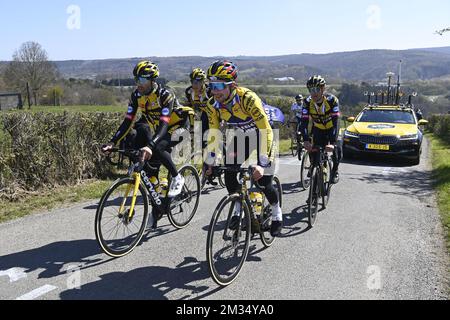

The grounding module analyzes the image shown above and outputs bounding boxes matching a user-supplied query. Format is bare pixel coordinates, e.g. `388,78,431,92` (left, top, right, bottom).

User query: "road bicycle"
206,166,283,286
95,149,200,258
307,147,333,228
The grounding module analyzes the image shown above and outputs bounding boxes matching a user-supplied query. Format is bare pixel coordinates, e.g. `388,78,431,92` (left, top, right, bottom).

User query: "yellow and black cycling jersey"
300,93,340,144
204,86,274,166
110,85,194,149
185,85,211,113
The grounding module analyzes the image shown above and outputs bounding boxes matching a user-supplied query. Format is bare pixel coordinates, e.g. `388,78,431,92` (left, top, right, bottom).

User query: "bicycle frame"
310,147,332,197
114,151,170,222
221,167,262,235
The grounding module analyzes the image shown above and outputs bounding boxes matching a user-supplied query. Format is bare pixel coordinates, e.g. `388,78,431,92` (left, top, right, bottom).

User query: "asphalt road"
0,138,448,300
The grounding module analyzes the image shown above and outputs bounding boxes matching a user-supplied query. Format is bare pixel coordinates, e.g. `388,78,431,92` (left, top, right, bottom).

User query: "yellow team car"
343,105,428,165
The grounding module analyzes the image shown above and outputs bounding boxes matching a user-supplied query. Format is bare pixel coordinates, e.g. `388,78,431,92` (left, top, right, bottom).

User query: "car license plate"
366,144,390,151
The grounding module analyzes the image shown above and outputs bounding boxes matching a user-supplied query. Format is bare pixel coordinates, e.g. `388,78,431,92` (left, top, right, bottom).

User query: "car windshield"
357,109,416,124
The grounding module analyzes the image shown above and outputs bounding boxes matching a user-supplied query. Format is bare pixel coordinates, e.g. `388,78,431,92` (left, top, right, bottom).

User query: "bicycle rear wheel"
218,170,226,188
259,175,283,247
168,164,201,229
308,168,319,228
191,152,207,191
207,195,251,286
322,158,333,209
95,177,149,258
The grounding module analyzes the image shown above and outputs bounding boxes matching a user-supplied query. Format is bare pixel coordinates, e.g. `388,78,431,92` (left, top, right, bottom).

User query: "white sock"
271,204,283,221
233,202,241,216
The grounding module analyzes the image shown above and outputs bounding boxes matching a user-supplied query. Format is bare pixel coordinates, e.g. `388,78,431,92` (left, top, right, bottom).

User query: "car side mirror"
418,119,428,126
347,117,355,123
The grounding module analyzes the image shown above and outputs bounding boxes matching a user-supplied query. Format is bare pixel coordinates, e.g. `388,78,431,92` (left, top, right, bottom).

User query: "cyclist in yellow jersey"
204,60,282,237
300,75,341,184
101,61,186,197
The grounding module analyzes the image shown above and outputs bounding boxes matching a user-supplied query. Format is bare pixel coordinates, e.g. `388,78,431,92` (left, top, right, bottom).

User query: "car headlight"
399,134,418,140
344,130,359,138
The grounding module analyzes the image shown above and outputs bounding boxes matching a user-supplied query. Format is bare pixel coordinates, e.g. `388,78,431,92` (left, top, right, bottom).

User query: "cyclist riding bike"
300,75,341,186
289,94,304,134
185,68,211,137
185,68,218,186
204,60,283,237
101,60,188,197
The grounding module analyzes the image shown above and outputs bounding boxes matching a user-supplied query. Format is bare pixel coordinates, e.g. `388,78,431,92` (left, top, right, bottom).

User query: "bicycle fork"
223,197,244,246
118,173,141,222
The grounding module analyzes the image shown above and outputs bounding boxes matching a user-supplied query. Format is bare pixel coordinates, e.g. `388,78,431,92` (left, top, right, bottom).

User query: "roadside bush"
0,112,121,200
427,114,450,143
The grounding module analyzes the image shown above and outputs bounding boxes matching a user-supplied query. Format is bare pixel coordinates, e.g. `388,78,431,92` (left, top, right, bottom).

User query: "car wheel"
410,149,421,166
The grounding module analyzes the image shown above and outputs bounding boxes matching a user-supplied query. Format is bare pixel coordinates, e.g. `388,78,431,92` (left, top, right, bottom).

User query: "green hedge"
427,114,450,143
0,112,122,200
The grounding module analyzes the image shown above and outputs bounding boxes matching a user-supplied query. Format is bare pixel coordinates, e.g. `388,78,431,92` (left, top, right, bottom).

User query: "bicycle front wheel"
300,150,312,190
95,177,149,258
168,164,201,229
322,158,333,209
207,195,251,286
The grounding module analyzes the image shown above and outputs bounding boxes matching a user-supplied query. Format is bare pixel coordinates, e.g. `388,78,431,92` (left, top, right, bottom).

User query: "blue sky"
1,0,449,60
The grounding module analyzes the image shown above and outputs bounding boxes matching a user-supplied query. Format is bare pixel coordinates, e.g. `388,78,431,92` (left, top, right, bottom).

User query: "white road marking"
0,268,27,283
16,285,57,300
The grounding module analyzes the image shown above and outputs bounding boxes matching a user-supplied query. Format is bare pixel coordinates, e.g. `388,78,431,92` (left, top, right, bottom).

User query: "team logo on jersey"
127,106,133,114
302,109,309,115
162,108,170,116
333,107,340,112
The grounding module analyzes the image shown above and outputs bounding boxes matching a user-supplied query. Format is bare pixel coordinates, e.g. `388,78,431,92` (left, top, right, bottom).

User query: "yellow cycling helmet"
190,68,206,81
133,60,160,79
207,60,238,82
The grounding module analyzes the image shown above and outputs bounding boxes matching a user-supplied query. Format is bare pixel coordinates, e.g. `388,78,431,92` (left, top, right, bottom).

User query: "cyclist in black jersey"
300,75,341,185
185,68,218,186
101,61,186,197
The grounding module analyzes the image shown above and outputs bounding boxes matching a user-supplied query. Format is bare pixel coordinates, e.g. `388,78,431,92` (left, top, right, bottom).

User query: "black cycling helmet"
295,94,304,102
307,75,326,88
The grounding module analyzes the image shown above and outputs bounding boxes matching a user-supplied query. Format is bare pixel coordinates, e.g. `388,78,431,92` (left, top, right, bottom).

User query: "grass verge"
278,139,292,155
428,134,450,252
0,179,116,223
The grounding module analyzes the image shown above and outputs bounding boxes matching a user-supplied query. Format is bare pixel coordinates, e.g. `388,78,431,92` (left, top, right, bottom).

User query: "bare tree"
435,27,450,36
4,41,58,106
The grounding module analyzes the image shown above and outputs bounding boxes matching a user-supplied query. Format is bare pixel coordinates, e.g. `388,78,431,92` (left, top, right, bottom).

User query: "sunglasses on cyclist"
135,77,151,85
209,81,233,91
308,87,322,94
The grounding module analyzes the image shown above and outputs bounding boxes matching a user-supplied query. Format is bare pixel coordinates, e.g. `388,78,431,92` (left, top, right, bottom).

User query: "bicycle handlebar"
213,165,267,191
105,148,159,172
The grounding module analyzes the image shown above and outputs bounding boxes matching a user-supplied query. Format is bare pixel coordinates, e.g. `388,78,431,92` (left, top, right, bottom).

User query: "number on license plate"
366,144,390,151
